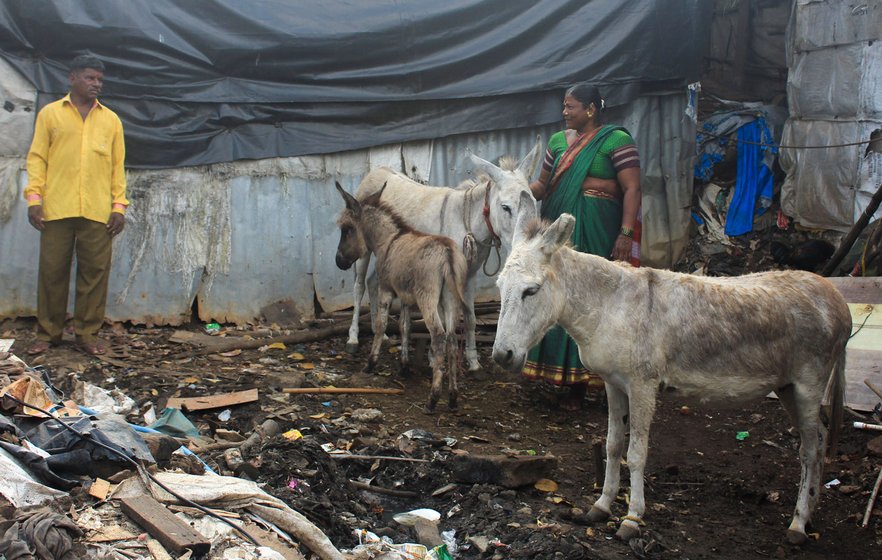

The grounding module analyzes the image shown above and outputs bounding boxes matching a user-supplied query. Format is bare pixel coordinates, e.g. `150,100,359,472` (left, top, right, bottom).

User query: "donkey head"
334,181,367,271
467,137,542,251
493,191,575,371
335,181,389,270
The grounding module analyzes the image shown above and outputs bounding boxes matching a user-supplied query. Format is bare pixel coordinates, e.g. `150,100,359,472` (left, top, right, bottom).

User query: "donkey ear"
467,150,505,185
335,181,361,214
512,190,538,246
363,181,386,207
515,136,543,179
539,213,575,255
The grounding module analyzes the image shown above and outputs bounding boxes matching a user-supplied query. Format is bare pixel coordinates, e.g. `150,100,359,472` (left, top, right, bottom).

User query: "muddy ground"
5,295,882,560
4,226,882,560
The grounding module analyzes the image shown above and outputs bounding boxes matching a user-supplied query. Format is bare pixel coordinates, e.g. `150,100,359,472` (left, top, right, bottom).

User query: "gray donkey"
493,192,850,545
335,181,468,412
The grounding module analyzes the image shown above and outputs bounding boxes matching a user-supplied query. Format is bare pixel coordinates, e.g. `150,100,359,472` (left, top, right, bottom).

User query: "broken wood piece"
282,387,403,395
145,537,174,560
86,524,138,542
166,322,352,359
350,480,418,498
861,465,882,528
166,388,259,411
119,495,211,556
88,478,111,501
449,454,559,488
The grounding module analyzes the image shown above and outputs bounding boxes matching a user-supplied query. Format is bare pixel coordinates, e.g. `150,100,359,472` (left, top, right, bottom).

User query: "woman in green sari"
526,83,642,410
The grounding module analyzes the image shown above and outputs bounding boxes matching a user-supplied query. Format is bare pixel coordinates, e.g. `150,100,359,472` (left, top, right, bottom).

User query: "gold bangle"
619,227,633,238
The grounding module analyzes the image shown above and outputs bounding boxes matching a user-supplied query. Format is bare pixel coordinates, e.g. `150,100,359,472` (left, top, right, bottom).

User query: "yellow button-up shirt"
24,94,128,224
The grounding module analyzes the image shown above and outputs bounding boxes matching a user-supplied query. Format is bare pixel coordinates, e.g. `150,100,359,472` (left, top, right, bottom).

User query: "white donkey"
492,193,850,545
343,140,542,371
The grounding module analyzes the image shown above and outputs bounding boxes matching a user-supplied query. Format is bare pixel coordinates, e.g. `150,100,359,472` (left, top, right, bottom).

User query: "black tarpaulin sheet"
0,0,711,168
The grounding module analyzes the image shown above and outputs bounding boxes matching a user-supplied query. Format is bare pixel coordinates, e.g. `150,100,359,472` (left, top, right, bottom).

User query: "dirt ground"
5,288,882,560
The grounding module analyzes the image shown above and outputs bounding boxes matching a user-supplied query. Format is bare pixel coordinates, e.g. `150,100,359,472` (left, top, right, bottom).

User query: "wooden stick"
861,465,882,528
864,379,882,402
349,480,418,498
161,321,354,360
822,182,882,276
282,387,403,395
329,454,429,464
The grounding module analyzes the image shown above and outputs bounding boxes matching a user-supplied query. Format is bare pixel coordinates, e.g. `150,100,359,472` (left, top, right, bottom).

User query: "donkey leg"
446,332,459,411
778,381,825,545
365,290,393,373
398,306,412,377
462,274,480,372
346,254,371,353
590,382,629,522
423,311,446,413
616,381,657,541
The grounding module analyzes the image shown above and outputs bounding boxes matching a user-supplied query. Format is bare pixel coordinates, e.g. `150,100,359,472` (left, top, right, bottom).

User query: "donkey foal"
492,193,851,545
335,182,468,412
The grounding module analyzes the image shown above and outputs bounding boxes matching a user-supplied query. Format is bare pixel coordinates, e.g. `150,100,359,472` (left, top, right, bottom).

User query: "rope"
698,128,875,150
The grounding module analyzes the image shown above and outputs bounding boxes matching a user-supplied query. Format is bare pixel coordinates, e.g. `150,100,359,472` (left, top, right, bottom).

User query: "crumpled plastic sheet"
0,446,69,509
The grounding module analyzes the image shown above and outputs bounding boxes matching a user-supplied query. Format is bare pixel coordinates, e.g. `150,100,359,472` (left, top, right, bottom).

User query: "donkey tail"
447,247,469,310
825,350,846,458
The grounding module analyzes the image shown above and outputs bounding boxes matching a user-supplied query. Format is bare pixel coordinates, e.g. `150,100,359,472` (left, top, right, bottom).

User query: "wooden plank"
845,348,882,412
166,388,259,411
828,278,882,412
829,277,882,304
119,495,210,557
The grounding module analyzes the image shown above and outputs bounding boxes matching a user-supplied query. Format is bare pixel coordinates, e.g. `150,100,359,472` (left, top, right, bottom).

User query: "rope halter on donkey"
461,180,503,276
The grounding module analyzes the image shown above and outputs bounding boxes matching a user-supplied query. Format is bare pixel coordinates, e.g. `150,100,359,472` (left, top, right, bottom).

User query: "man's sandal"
77,342,107,356
27,340,51,355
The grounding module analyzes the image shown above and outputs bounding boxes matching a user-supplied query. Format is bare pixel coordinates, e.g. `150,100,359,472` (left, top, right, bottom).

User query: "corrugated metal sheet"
0,92,694,325
780,0,882,231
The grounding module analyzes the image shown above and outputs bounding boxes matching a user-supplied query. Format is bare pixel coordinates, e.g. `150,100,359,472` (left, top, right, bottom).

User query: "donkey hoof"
363,360,376,373
345,342,360,354
398,365,412,377
786,529,808,546
587,506,611,523
448,397,459,412
424,399,439,415
615,522,641,542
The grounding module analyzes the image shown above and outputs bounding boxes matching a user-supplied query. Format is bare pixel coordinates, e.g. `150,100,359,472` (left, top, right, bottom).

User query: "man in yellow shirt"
24,54,128,356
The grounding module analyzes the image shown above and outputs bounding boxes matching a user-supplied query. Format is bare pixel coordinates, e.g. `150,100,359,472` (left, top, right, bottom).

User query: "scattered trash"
204,322,222,335
824,478,841,489
393,508,442,548
533,478,559,493
218,408,232,422
149,407,201,438
853,421,882,431
282,429,303,441
350,408,383,423
735,431,750,441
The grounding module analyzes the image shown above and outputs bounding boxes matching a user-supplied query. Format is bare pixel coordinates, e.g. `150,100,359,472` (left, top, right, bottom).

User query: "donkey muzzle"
335,251,354,271
492,345,524,372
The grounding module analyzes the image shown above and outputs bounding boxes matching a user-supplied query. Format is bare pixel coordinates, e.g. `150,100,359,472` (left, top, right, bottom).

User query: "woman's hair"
565,84,604,112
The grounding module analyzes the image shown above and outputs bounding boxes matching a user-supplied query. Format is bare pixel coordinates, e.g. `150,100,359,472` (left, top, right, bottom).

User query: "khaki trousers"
37,218,112,344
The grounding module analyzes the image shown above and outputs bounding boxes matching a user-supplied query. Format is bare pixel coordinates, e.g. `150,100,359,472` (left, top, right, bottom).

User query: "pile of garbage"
1,336,598,560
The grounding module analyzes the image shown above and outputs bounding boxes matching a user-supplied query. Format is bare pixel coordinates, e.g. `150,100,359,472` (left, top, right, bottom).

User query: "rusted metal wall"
0,70,693,325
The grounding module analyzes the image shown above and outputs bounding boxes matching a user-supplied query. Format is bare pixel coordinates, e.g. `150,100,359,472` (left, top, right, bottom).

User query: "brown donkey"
335,181,468,412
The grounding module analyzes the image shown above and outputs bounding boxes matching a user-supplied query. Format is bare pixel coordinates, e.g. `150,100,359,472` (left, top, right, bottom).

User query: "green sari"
522,125,627,388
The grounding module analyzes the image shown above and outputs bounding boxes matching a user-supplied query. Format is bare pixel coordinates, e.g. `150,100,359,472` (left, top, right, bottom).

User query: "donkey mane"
364,198,429,238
